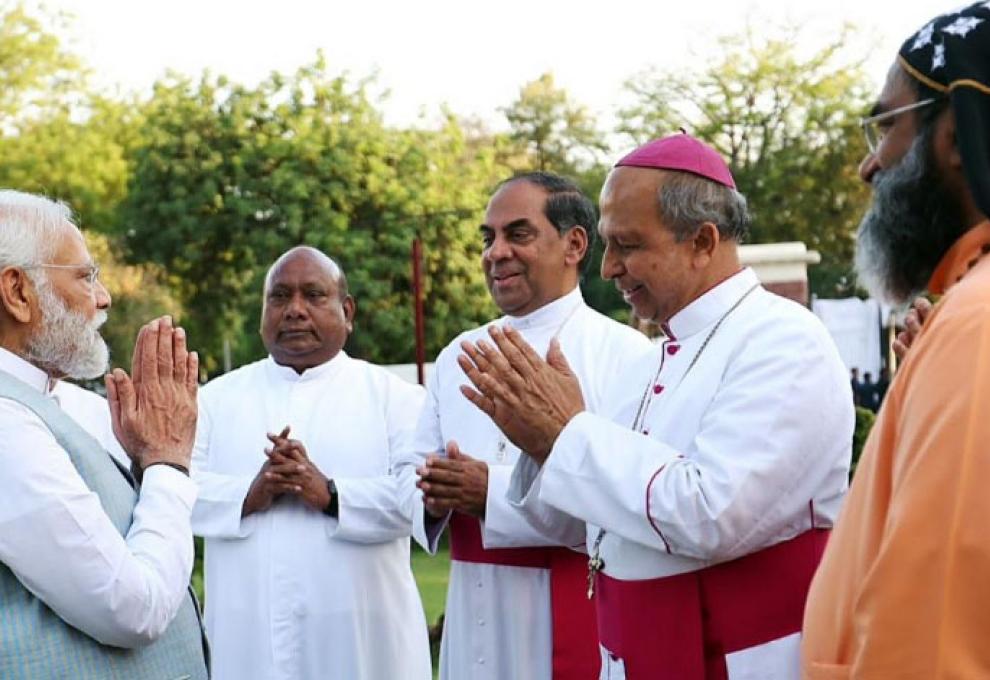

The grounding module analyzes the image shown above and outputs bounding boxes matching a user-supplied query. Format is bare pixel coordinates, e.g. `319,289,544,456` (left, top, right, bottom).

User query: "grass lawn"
411,540,450,628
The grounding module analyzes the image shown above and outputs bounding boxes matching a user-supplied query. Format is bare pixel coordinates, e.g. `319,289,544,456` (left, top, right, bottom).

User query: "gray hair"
0,190,74,270
657,171,750,243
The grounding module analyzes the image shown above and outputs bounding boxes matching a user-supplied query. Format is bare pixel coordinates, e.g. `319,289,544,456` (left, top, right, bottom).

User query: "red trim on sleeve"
646,463,673,553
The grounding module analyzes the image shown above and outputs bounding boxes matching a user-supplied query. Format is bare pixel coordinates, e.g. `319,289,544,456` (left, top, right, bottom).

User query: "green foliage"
618,24,874,298
851,406,876,477
117,59,503,371
502,72,608,176
0,2,83,129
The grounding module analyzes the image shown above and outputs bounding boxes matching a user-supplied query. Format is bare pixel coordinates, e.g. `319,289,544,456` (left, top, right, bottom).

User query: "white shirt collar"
264,350,350,384
505,285,585,331
664,268,760,341
0,346,55,394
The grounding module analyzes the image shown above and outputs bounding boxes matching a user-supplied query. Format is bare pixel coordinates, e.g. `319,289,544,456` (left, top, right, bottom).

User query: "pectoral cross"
587,528,607,599
587,553,605,599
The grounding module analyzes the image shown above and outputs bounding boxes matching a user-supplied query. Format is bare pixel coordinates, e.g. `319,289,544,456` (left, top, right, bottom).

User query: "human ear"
691,223,720,266
342,295,356,333
0,267,35,324
563,226,589,267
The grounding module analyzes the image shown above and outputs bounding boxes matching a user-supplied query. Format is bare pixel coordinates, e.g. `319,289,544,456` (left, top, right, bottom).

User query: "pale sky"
47,0,945,131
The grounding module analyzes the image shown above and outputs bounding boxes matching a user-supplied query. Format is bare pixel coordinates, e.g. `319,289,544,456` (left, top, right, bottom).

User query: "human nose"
484,233,512,262
858,152,880,185
285,292,309,317
94,278,111,310
600,244,621,280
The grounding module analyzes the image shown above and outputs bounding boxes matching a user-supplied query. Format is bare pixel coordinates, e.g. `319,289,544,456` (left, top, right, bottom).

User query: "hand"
416,441,489,518
893,297,933,361
241,426,299,518
457,325,584,465
105,316,199,471
265,429,331,513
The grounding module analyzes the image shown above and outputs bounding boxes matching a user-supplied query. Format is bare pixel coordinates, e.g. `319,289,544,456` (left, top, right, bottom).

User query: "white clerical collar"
664,268,760,340
0,346,55,395
265,350,349,384
504,286,585,331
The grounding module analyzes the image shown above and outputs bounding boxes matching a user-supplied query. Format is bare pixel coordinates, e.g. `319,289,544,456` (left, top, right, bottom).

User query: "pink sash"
449,512,600,679
596,529,830,679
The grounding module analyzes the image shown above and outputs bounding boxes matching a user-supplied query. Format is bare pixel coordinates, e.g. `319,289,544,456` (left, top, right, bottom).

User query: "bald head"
263,246,348,302
260,246,355,373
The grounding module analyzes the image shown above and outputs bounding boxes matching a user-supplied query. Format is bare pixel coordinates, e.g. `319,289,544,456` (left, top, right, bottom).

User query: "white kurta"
402,287,653,680
191,353,431,680
510,269,854,680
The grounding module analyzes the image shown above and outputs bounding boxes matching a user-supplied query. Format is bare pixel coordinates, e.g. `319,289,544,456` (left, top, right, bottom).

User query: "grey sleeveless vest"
0,370,210,679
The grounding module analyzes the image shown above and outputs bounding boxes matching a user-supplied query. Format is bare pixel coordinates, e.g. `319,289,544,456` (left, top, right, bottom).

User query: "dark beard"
855,125,967,305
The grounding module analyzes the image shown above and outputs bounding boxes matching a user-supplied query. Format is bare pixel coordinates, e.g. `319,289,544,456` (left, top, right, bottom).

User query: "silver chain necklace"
586,283,758,599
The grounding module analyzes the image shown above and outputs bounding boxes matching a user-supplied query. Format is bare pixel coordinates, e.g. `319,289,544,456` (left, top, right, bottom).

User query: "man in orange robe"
802,3,990,678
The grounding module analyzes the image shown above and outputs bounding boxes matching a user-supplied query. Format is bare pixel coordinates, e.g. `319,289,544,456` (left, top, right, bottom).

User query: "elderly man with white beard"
0,190,209,679
802,4,990,677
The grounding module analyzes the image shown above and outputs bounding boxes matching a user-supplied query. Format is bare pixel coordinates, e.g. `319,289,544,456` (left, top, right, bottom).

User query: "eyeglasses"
860,98,940,155
23,263,101,285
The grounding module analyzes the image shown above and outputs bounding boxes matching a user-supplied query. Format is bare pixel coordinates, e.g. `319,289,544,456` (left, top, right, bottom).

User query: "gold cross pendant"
587,554,604,599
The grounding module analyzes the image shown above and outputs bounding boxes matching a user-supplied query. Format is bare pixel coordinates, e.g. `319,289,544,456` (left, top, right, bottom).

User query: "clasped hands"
241,426,331,518
417,325,583,518
105,315,199,476
456,324,584,466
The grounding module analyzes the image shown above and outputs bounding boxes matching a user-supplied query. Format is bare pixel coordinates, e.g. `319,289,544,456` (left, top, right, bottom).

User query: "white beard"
24,278,110,380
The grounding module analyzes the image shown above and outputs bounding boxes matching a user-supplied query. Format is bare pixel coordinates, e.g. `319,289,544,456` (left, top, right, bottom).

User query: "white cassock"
190,353,431,680
510,269,854,680
401,286,653,680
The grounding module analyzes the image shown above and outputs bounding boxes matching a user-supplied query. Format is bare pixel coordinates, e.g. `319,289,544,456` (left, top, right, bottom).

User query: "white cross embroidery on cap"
933,43,947,70
943,15,984,37
911,22,936,50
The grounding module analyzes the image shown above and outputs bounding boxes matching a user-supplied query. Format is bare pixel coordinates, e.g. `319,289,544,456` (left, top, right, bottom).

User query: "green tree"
502,72,608,176
618,24,873,297
118,58,506,372
0,2,83,130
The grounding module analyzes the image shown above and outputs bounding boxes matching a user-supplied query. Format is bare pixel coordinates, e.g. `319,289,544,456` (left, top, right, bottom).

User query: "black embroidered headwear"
899,2,990,218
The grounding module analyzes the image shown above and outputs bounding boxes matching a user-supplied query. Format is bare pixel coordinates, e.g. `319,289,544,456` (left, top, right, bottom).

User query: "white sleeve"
190,396,258,540
327,379,426,544
481,463,585,549
392,364,449,554
538,330,852,562
0,400,196,649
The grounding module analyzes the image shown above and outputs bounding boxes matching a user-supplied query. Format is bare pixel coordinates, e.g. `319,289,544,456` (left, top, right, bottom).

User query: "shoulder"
200,358,267,399
743,288,837,350
342,356,425,401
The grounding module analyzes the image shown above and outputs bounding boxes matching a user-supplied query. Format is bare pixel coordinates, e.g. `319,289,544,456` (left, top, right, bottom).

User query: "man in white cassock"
406,172,652,680
190,246,431,680
459,136,854,680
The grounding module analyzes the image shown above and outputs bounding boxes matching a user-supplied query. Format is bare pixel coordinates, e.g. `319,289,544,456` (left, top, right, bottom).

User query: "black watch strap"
323,479,339,518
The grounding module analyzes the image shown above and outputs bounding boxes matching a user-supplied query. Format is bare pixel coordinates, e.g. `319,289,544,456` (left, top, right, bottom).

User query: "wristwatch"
323,479,339,518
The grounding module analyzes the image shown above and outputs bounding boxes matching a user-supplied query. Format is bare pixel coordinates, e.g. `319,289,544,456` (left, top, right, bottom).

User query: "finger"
915,297,933,322
476,337,528,393
173,326,188,385
114,369,137,421
418,463,466,485
892,339,907,361
501,324,545,373
416,479,464,500
157,316,175,381
459,384,497,419
130,323,148,387
139,319,160,386
446,440,461,458
186,351,199,391
546,337,574,376
105,373,121,427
